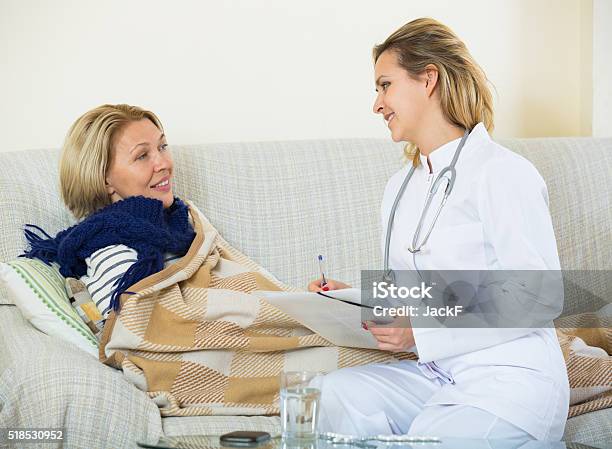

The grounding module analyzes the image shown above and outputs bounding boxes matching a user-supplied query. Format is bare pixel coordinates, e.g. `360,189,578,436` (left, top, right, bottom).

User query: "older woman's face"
105,118,174,208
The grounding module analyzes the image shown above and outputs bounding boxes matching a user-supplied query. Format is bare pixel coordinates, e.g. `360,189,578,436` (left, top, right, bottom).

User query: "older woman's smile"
151,176,171,191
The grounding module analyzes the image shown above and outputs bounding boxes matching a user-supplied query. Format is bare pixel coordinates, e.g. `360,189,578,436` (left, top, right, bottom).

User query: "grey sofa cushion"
563,408,612,447
169,139,404,289
0,304,163,447
162,415,281,438
0,149,74,262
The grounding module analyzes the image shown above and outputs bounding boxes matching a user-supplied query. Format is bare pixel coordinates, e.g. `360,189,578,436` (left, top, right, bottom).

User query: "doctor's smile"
384,112,395,129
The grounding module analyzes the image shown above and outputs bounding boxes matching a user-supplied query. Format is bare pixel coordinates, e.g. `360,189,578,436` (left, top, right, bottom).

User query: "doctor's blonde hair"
59,104,164,220
373,18,494,166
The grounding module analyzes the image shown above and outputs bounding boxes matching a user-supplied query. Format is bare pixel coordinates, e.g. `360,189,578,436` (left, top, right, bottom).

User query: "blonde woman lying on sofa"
20,103,407,416
307,18,569,441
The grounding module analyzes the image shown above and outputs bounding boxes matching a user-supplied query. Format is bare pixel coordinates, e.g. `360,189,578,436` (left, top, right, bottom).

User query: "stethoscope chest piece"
382,269,395,283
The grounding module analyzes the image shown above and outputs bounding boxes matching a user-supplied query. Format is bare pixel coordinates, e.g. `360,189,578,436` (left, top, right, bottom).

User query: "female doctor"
308,18,569,441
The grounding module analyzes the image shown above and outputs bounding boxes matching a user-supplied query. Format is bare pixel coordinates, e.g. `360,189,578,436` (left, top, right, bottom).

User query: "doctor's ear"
423,65,439,95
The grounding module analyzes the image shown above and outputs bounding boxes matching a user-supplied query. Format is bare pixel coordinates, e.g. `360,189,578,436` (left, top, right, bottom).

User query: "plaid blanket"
556,311,612,418
99,202,413,416
100,202,610,419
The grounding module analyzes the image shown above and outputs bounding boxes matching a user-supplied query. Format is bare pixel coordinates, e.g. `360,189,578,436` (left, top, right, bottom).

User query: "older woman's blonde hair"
373,18,494,166
59,104,164,220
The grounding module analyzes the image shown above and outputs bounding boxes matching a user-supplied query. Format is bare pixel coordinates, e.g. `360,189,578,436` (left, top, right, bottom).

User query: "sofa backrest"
1,137,610,308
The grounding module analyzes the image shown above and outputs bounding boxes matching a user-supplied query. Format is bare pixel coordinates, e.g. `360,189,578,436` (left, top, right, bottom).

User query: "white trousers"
312,361,532,441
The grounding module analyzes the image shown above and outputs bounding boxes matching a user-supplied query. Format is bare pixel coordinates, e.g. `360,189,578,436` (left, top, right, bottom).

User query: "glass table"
137,435,602,449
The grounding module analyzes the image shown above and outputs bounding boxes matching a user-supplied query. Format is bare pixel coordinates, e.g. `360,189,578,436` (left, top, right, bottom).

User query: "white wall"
593,0,612,137
0,0,596,152
581,0,593,136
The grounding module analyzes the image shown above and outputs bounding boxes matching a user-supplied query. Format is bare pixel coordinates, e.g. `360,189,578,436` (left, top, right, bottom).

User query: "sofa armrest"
0,304,163,448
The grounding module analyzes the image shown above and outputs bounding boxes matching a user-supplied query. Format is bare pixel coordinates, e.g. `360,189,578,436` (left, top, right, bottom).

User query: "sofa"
0,136,610,448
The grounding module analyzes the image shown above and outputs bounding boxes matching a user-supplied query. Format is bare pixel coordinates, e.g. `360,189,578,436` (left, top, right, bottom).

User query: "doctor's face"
105,118,175,208
373,50,429,142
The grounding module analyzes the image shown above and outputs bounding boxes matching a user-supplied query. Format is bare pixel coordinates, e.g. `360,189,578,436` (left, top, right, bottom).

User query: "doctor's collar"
419,135,462,171
418,122,489,171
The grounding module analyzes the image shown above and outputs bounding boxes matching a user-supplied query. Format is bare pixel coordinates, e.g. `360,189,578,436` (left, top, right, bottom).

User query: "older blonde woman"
23,104,194,319
309,18,569,441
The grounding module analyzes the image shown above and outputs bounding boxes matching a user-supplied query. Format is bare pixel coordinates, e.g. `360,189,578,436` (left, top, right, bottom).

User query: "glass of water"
279,371,323,441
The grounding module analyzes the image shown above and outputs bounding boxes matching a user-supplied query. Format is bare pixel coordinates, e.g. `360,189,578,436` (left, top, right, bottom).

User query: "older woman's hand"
366,317,415,352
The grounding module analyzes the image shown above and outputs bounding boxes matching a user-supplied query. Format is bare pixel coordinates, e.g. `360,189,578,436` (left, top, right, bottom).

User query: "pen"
317,255,329,291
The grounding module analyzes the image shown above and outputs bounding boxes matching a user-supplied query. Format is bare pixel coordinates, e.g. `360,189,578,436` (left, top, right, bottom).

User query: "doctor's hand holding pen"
307,256,415,352
307,278,351,292
307,254,351,292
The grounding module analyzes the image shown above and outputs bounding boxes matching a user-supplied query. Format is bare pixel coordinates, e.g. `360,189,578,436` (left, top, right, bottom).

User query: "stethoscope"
382,129,470,283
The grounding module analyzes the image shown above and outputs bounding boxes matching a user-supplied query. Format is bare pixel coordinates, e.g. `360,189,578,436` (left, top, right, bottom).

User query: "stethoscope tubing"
383,129,471,281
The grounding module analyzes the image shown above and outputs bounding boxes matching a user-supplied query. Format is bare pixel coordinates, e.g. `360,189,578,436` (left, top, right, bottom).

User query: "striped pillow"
0,258,99,357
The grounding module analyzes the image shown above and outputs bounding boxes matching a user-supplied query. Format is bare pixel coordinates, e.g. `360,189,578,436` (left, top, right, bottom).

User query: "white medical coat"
380,123,569,440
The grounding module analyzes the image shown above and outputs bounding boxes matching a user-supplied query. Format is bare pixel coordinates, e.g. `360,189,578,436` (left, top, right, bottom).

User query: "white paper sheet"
259,289,379,349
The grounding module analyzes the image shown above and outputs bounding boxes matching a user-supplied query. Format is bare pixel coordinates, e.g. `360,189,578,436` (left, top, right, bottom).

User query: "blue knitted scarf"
21,196,196,312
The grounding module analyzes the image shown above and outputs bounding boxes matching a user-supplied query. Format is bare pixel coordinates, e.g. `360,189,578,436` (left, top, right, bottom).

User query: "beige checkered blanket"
556,312,612,418
99,202,413,416
99,202,610,419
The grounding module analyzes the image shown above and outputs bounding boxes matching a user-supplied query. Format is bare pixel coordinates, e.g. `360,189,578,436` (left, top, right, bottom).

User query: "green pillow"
0,258,99,357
